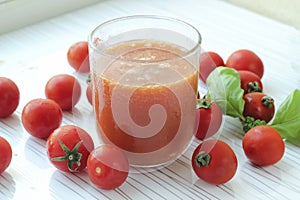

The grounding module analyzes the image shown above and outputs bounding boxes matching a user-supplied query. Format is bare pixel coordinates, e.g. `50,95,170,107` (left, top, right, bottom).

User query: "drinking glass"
88,15,201,168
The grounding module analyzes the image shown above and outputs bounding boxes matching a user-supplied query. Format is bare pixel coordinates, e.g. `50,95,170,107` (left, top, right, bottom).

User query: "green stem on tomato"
262,96,274,108
86,73,91,84
51,139,83,172
195,151,211,167
248,81,262,93
196,96,211,109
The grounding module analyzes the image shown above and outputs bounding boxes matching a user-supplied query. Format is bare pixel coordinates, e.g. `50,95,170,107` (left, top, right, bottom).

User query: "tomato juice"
92,40,198,167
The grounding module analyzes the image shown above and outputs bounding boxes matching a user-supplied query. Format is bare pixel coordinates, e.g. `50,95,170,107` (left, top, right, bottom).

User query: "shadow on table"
0,171,16,200
24,137,52,170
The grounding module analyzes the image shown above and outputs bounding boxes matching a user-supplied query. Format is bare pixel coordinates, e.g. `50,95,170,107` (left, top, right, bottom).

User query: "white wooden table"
1,0,300,199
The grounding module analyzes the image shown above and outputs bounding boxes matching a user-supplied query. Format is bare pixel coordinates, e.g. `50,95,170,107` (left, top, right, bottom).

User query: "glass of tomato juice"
88,15,201,168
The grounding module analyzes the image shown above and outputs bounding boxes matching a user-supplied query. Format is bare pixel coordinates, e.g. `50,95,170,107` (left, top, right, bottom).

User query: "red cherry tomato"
45,74,81,110
226,49,264,78
238,70,263,94
67,41,90,73
192,139,237,185
86,81,93,105
0,77,20,118
0,136,12,174
243,92,275,123
242,125,285,166
46,125,94,173
87,144,129,190
22,98,63,139
194,98,223,140
199,51,224,83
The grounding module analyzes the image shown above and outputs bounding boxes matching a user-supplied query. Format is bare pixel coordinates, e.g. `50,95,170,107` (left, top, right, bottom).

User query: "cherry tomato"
67,41,90,73
22,98,63,139
47,125,94,173
243,92,275,123
194,98,223,140
192,139,237,185
0,77,20,118
86,81,93,105
45,74,81,110
0,136,12,174
87,144,129,190
242,125,285,166
226,49,264,78
238,70,263,94
199,51,224,83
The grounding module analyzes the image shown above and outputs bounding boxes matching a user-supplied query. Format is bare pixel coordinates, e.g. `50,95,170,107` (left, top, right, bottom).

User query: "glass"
88,15,201,168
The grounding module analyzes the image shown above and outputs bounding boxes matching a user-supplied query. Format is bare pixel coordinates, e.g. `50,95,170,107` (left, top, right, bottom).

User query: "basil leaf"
269,89,300,146
206,66,245,119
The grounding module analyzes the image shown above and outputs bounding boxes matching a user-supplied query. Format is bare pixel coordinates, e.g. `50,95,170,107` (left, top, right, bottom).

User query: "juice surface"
92,40,198,166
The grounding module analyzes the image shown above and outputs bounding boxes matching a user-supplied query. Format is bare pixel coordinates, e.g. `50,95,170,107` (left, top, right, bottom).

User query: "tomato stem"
261,96,274,108
248,81,262,93
96,167,101,174
86,73,91,84
51,139,83,172
196,96,211,109
195,151,211,167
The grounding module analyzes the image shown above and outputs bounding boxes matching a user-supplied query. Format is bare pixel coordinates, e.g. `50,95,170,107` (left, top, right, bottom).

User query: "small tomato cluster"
0,41,129,190
192,49,287,185
0,77,19,174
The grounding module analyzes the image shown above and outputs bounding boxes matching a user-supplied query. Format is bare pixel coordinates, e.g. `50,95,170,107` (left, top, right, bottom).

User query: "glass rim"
88,15,202,63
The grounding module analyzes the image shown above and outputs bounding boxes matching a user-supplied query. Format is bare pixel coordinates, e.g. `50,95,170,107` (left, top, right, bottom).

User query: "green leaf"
269,89,300,146
206,66,245,119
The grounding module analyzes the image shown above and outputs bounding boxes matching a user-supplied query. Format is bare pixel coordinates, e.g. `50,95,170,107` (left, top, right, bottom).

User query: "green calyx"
196,96,211,109
247,81,262,93
86,73,91,84
261,95,274,108
51,139,83,173
242,116,267,133
195,151,211,167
